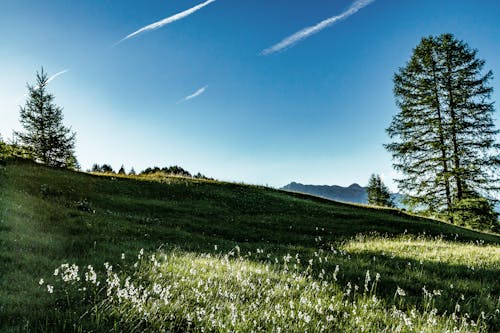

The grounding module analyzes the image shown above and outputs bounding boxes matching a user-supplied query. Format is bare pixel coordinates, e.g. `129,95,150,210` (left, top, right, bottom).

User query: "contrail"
34,69,69,90
178,85,208,104
45,69,69,86
16,69,69,103
261,0,375,55
116,0,216,45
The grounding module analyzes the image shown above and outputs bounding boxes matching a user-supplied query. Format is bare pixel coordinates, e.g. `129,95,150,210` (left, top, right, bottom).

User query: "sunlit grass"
343,235,500,268
40,245,493,332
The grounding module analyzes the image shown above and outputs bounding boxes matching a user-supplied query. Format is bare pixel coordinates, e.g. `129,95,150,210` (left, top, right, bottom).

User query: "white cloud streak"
34,69,70,90
16,69,69,103
261,0,375,55
117,0,216,45
178,85,208,104
45,69,69,86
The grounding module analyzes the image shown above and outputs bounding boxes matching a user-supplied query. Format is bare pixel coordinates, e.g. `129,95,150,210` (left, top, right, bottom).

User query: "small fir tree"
367,174,394,207
15,68,77,168
118,165,126,175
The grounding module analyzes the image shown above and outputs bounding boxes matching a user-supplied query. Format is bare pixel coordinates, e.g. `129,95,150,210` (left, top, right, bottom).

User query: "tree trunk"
431,59,453,221
445,46,463,202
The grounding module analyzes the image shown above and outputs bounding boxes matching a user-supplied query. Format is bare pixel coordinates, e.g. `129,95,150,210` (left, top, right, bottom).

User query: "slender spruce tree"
15,68,77,168
386,34,499,221
118,165,126,175
367,174,394,207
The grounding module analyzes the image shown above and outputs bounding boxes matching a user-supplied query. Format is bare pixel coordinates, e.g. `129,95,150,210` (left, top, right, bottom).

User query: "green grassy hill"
1,160,499,332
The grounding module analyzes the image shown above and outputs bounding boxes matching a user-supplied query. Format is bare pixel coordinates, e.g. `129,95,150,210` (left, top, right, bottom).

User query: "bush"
0,141,33,161
453,198,499,232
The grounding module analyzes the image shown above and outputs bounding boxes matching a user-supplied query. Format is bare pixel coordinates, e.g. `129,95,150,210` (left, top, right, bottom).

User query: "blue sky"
1,0,499,189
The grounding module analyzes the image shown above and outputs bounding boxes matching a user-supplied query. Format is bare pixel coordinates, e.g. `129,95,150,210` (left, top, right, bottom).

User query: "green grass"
0,160,499,332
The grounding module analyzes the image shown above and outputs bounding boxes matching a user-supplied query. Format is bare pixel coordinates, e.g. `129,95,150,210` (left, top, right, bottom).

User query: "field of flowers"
39,236,499,332
1,161,499,332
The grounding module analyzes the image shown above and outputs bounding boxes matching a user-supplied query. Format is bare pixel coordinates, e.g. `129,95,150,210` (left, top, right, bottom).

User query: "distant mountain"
281,182,404,206
281,182,369,204
282,182,498,213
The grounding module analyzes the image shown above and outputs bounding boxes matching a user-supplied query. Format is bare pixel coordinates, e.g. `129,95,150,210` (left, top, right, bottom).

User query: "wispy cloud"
116,0,216,45
44,69,69,87
16,69,69,103
261,0,375,55
178,85,208,104
33,69,70,91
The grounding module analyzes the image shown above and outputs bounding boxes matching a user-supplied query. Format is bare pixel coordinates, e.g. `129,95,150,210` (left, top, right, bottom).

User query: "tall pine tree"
15,68,77,168
386,34,499,220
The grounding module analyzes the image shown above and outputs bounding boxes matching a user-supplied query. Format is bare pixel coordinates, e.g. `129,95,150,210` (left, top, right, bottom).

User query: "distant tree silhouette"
91,164,102,172
118,165,126,175
140,165,191,177
141,166,161,175
194,172,214,180
101,164,114,173
129,167,136,175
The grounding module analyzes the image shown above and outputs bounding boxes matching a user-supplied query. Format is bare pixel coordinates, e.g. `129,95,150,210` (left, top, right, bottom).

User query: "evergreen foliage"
141,165,192,177
91,164,102,173
90,164,114,173
100,164,114,173
0,135,33,161
453,197,499,232
118,165,126,175
367,174,394,207
386,34,499,225
14,68,77,168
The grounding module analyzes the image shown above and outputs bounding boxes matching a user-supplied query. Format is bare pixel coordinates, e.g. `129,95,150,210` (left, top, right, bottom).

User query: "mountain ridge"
281,182,369,204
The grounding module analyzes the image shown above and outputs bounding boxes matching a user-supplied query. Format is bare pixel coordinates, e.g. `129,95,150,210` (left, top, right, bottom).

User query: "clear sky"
1,0,499,189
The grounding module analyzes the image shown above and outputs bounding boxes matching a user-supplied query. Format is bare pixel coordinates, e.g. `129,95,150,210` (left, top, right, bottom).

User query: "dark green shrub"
453,198,499,232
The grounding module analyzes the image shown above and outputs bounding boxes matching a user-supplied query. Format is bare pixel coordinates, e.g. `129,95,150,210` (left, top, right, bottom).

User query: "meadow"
0,160,499,332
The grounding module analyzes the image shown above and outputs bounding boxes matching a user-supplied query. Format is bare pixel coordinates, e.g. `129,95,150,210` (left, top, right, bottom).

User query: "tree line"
89,163,212,180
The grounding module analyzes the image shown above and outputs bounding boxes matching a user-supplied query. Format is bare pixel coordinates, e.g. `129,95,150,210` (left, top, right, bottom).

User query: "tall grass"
39,235,498,332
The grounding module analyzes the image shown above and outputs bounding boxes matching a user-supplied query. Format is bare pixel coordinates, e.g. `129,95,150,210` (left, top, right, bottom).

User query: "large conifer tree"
386,34,499,219
15,68,77,168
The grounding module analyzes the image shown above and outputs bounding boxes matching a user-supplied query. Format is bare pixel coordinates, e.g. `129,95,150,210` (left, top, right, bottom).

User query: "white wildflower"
396,286,406,297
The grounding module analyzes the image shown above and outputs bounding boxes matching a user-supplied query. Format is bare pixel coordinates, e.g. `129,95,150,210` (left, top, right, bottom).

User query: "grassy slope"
0,160,499,331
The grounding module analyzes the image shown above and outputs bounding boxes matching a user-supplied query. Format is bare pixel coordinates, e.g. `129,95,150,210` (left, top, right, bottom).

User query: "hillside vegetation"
0,160,499,332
